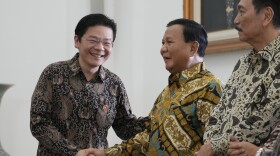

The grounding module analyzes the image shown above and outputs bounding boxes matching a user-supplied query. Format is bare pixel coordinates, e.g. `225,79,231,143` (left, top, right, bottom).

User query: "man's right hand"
75,148,106,156
196,143,214,156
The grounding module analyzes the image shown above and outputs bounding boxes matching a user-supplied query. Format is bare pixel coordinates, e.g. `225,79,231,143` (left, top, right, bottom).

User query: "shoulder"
203,70,224,87
102,66,123,84
42,59,70,75
201,70,224,99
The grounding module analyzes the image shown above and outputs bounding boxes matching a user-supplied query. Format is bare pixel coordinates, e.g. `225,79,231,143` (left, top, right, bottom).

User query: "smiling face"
75,25,113,73
160,24,197,75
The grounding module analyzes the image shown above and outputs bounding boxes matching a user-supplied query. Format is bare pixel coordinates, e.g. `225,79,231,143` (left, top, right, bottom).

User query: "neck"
83,68,98,81
187,55,203,69
78,57,99,81
250,28,279,52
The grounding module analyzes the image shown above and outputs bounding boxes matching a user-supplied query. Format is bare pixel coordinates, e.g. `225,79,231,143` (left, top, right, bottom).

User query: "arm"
30,65,78,155
104,85,154,155
263,120,280,154
196,78,224,156
104,129,150,156
202,99,229,155
205,68,280,155
112,80,148,140
196,78,224,127
202,61,241,155
262,72,280,152
228,71,280,155
227,135,259,156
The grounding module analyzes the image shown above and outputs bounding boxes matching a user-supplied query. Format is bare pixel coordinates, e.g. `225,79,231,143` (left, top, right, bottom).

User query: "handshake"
75,148,106,156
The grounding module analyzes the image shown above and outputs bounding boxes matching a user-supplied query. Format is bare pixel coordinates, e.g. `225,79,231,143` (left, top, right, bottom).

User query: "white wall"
0,0,249,155
0,1,92,155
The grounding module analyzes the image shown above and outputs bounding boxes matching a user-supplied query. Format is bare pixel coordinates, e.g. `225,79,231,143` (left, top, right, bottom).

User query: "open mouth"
163,56,171,61
90,52,104,58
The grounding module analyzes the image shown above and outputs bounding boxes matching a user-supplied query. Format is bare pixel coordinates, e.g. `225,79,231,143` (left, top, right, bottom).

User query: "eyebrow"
237,5,245,11
163,36,173,40
87,35,112,41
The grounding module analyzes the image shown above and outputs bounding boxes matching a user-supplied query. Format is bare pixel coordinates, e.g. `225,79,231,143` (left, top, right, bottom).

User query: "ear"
74,35,80,48
190,41,199,57
262,7,274,26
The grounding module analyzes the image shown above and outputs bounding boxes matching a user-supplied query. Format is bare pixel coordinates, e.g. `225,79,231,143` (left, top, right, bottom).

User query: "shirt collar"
68,53,107,81
250,35,280,61
168,62,206,87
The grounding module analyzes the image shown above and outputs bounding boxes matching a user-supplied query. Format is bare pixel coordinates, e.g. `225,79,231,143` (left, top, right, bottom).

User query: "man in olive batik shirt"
198,0,280,155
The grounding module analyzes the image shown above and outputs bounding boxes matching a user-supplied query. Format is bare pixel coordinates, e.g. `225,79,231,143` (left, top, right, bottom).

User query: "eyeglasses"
85,37,113,48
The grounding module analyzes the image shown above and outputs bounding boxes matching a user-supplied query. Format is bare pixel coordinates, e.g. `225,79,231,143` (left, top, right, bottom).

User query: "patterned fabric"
204,36,280,155
261,120,280,156
104,62,224,156
30,53,147,156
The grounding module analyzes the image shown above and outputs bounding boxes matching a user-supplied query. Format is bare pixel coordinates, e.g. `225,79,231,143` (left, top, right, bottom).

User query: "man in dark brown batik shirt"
30,13,147,156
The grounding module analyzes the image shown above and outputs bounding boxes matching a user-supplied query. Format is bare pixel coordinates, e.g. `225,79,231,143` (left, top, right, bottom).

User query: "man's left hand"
228,136,259,156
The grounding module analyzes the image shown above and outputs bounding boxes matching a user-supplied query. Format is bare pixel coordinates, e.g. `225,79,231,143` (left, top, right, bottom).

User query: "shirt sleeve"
205,69,280,155
196,78,224,124
112,80,148,140
202,75,232,155
190,78,223,154
105,125,150,155
203,101,230,155
262,73,280,152
30,65,78,155
263,121,280,151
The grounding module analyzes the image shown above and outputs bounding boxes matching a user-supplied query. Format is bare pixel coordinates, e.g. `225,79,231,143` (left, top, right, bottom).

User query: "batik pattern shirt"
105,63,223,156
30,53,147,156
262,120,280,155
204,36,280,155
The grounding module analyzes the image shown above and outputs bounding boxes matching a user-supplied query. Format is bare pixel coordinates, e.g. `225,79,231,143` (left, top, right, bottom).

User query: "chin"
165,67,172,74
89,62,103,67
238,33,245,41
238,36,247,42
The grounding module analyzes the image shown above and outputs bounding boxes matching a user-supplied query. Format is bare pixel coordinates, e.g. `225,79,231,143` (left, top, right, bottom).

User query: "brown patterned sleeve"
112,80,148,140
30,65,78,155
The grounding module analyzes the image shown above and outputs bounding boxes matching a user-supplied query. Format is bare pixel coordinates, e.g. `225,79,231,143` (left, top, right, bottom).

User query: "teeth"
90,53,103,58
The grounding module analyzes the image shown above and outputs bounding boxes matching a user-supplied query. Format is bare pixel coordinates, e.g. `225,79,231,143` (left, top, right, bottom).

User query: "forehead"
238,0,254,9
163,25,184,39
84,25,113,39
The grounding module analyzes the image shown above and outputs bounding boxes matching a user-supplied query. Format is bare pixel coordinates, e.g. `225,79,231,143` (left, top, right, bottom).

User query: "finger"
227,149,232,155
229,148,245,156
76,149,90,156
230,135,239,142
229,142,243,149
83,148,96,155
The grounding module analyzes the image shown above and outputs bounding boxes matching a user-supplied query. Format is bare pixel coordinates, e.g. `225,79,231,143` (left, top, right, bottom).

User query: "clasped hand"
75,148,105,156
227,135,259,156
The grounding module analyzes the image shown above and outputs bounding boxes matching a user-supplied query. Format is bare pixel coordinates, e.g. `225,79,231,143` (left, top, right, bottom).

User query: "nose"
160,44,167,54
94,42,105,50
234,14,239,25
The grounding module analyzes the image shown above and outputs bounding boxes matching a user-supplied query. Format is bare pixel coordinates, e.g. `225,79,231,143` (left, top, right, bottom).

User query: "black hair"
167,18,208,57
74,13,117,42
252,0,280,27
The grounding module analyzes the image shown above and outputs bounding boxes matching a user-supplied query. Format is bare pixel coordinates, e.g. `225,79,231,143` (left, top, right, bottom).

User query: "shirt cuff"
209,133,230,155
